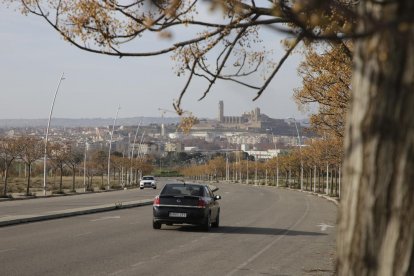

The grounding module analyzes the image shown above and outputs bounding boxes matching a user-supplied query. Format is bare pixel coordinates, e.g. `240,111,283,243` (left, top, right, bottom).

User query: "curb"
217,180,340,206
0,187,139,202
282,187,340,206
0,199,153,227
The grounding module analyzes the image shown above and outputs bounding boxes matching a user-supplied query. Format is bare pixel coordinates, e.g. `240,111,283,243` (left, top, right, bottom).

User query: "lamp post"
107,105,120,190
135,131,146,181
290,117,303,191
324,132,329,195
43,73,65,196
225,152,229,181
246,157,249,184
129,121,142,185
271,131,279,188
275,139,279,187
255,153,258,185
83,141,88,192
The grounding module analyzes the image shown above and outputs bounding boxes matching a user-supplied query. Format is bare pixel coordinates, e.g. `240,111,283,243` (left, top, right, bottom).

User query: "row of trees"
0,136,154,197
181,135,343,197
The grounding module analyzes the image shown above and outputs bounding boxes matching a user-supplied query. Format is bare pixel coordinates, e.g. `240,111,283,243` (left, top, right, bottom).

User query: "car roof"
165,183,206,187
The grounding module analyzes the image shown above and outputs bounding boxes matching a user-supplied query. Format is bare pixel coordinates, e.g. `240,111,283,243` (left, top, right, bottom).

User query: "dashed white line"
226,197,311,276
74,232,93,238
131,261,145,267
317,223,334,231
0,248,16,254
90,216,120,222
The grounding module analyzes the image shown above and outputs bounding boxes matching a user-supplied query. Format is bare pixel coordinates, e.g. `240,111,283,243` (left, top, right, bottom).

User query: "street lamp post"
129,121,142,185
43,73,65,196
107,105,120,190
83,141,88,192
255,153,258,185
225,153,229,181
291,118,303,191
272,134,279,187
246,158,249,184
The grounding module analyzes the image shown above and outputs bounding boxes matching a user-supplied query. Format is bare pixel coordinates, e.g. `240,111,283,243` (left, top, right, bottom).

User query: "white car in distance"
140,176,157,189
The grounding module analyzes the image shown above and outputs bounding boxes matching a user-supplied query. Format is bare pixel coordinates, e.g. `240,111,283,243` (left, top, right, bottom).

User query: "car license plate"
169,212,187,218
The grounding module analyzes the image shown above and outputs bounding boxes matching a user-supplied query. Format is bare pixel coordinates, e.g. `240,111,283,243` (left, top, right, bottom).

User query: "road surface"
0,182,337,275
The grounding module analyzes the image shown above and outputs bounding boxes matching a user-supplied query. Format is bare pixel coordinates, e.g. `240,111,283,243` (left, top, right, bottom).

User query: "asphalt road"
0,180,170,218
0,182,337,276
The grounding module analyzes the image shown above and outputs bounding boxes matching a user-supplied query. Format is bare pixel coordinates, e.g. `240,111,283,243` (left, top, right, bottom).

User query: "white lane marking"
317,223,334,231
131,261,145,267
90,216,120,222
0,248,16,254
226,197,311,276
151,255,160,260
74,232,93,238
110,268,126,276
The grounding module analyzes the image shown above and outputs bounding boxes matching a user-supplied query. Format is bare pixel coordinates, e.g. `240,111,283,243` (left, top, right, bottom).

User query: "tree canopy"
294,42,351,138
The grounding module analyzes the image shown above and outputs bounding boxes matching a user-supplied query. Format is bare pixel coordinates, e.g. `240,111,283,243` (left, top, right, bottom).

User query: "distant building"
165,142,183,153
217,100,261,129
184,146,199,152
134,142,162,156
193,101,298,137
244,149,280,161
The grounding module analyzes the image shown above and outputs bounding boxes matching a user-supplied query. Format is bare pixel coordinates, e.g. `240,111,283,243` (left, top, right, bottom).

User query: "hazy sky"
0,5,308,120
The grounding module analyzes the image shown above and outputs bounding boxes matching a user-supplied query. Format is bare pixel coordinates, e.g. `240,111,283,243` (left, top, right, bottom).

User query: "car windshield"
142,176,154,180
161,184,205,197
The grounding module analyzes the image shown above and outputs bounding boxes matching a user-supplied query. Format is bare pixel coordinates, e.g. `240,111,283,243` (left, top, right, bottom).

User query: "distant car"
140,176,157,189
152,183,221,231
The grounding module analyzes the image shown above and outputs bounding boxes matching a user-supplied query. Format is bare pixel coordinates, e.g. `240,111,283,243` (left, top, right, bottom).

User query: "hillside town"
0,101,309,163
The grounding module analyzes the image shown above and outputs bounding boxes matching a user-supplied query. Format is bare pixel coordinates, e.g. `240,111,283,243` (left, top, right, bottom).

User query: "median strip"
0,199,153,227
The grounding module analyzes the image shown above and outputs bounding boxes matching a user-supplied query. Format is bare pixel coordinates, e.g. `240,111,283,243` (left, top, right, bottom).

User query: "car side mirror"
214,195,221,200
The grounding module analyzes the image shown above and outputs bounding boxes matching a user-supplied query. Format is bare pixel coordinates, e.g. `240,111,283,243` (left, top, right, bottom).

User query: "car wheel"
153,187,156,189
153,220,161,229
203,213,211,231
212,211,220,228
140,187,144,190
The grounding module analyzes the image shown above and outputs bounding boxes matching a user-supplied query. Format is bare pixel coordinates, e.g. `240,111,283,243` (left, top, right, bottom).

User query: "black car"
152,183,221,231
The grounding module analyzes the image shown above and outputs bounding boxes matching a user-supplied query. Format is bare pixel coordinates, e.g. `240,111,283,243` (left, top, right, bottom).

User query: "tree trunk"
72,167,76,192
3,166,8,196
118,169,122,186
318,169,321,192
338,2,414,275
26,163,31,196
59,165,63,193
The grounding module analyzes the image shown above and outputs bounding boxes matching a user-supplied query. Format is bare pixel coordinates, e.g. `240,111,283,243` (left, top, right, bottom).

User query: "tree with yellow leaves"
295,43,351,138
